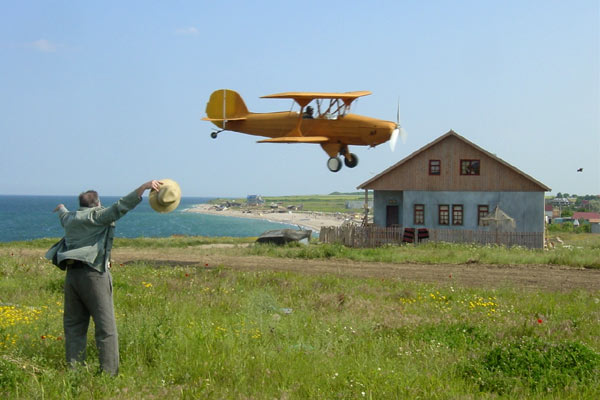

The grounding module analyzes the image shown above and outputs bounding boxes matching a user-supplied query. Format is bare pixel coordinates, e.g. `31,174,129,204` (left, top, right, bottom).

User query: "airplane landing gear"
327,157,343,172
322,144,359,172
210,130,223,139
344,153,359,168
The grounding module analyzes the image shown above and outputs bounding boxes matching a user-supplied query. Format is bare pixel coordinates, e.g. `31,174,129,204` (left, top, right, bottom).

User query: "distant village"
211,194,371,213
546,194,600,233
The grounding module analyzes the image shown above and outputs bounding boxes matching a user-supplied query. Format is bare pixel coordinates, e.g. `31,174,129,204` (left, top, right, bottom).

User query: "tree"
588,200,600,213
561,209,573,217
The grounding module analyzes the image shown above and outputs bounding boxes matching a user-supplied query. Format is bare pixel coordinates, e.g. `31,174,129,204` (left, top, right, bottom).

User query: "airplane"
202,89,406,172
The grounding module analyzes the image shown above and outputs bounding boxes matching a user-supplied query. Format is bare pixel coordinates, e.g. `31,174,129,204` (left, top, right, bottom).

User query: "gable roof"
572,212,600,220
358,130,551,191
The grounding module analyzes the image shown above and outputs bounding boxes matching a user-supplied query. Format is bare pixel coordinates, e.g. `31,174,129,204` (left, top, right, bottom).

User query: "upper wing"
261,91,371,107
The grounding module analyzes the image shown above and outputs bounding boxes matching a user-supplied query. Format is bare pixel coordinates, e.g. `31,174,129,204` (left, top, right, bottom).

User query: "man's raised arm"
135,180,162,198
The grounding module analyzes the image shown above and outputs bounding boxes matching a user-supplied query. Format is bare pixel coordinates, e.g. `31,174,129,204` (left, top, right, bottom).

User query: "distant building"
572,212,600,223
346,200,373,210
544,204,554,221
246,195,264,206
551,197,570,207
590,219,600,234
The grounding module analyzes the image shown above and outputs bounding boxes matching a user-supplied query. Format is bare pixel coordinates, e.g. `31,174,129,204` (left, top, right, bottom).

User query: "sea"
0,195,298,242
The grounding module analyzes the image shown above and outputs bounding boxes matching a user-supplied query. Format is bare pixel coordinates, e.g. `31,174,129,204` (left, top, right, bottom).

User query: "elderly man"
46,180,162,375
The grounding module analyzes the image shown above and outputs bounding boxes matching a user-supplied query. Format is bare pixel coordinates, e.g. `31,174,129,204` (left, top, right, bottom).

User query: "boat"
256,229,312,245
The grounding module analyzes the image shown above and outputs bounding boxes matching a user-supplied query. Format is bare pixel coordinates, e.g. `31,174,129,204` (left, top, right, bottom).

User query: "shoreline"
184,204,359,232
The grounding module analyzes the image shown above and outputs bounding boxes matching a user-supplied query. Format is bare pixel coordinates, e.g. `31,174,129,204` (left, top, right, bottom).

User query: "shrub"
461,336,600,395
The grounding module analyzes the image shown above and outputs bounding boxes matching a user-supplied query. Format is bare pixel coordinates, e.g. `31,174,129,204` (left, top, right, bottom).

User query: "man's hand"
53,204,65,213
136,180,162,197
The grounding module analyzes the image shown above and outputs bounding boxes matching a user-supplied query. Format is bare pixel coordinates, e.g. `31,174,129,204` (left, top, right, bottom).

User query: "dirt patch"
14,247,600,292
111,248,599,292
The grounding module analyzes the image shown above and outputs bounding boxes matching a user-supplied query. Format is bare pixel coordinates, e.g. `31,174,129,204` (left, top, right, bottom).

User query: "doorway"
386,205,399,227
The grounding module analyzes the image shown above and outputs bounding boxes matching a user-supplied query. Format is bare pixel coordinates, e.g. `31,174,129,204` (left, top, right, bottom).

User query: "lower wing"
258,136,329,144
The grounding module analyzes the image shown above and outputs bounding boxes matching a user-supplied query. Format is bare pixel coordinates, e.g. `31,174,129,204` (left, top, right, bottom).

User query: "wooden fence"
319,225,544,249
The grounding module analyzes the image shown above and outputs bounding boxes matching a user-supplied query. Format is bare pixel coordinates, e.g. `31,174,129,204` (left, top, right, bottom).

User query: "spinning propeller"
389,101,407,151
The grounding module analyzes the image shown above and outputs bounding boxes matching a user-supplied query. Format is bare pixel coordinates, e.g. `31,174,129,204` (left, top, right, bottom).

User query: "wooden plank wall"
367,135,544,192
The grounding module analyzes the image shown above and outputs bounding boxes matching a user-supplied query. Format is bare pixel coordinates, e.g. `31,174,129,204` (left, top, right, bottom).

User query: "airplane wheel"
211,132,218,139
327,157,343,172
344,153,359,168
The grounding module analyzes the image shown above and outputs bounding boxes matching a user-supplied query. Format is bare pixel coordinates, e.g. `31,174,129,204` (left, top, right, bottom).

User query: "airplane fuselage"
220,112,396,147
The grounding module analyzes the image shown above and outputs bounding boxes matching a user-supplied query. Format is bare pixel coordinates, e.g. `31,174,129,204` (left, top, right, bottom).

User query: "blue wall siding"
373,191,404,226
373,191,545,232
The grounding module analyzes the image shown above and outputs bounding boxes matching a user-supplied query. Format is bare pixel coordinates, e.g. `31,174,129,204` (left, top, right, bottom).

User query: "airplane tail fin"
204,89,249,122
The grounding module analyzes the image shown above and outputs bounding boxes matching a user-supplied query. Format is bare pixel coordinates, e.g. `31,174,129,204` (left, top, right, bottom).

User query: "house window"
478,205,489,226
452,205,463,225
429,160,441,175
438,205,449,225
414,204,425,225
460,159,480,175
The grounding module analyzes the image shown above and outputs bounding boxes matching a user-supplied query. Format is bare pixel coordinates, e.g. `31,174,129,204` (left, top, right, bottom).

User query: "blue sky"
1,0,598,197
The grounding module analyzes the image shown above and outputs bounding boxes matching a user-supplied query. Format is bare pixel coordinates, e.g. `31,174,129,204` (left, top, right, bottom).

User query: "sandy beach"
185,204,359,232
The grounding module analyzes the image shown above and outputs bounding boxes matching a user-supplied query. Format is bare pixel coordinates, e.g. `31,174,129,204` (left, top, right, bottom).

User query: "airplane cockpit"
311,98,351,120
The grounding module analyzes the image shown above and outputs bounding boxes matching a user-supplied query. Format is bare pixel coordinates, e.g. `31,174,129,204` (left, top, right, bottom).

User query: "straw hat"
149,179,181,213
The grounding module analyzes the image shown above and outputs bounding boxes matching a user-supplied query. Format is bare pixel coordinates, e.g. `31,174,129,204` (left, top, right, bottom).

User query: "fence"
319,225,544,249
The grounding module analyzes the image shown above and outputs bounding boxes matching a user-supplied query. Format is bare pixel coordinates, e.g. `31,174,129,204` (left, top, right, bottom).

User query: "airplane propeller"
389,128,399,152
389,100,407,151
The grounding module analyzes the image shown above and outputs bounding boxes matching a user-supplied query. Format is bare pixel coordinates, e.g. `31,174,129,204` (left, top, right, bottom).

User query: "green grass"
1,245,599,399
4,232,599,269
245,239,600,269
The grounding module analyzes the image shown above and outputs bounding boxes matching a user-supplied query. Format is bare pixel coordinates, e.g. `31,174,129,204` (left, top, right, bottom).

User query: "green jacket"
45,190,142,272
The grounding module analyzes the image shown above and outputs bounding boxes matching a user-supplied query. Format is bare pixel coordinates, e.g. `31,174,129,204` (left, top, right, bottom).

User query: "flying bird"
577,168,583,172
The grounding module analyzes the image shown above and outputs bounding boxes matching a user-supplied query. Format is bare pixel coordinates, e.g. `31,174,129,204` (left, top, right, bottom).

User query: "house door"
386,205,399,227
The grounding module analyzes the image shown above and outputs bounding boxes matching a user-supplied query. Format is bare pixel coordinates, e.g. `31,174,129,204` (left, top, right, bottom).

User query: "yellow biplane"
202,89,406,172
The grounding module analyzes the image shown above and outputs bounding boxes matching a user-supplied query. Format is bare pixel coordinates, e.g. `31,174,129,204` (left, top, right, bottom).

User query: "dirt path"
13,247,600,292
109,247,599,292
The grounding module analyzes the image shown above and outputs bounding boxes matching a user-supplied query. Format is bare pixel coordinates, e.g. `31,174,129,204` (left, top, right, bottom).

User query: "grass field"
1,235,599,399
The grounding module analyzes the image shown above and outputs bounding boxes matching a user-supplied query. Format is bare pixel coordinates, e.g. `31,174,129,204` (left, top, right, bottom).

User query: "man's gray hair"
79,191,100,207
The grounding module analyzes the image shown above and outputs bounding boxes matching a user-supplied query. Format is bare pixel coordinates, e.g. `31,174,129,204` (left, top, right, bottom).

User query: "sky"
1,0,598,197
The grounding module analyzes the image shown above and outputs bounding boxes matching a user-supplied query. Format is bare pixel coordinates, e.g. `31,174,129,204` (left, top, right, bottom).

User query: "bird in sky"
577,168,583,172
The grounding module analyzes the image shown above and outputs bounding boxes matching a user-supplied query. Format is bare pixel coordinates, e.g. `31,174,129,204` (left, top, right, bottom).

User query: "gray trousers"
64,266,118,375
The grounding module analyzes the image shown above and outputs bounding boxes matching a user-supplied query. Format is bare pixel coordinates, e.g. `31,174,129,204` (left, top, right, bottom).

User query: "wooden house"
357,130,551,236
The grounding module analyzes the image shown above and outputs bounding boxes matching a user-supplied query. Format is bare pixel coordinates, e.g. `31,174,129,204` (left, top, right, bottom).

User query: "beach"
185,204,358,232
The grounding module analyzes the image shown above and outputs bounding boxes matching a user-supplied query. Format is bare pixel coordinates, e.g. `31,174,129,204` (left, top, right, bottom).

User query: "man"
46,180,161,375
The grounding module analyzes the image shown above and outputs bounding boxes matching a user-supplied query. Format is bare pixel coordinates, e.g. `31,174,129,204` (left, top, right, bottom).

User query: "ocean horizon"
0,195,298,242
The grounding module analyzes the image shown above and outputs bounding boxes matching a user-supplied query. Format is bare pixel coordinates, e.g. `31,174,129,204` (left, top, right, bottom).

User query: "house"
572,212,600,223
346,200,373,210
544,204,554,222
551,197,571,207
357,130,551,236
246,195,264,206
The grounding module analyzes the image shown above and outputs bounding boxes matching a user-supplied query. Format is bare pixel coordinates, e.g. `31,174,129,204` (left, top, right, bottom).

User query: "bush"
461,337,600,395
547,222,591,234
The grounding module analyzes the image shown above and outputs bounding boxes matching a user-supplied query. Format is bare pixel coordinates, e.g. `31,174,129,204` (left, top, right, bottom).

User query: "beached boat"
256,229,312,245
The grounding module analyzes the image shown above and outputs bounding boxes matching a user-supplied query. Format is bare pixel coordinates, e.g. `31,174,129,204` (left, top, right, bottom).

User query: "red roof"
572,212,600,220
